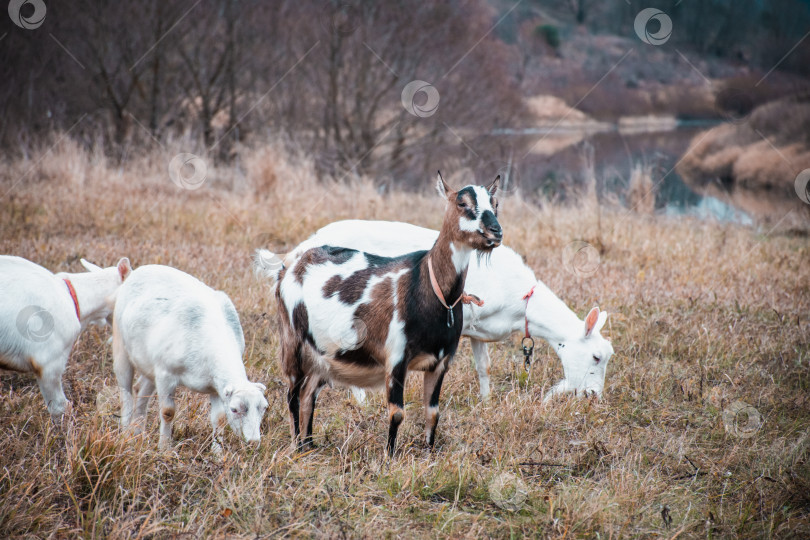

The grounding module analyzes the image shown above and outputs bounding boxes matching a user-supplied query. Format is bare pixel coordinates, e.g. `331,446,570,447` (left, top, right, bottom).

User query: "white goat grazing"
273,220,614,401
0,255,131,419
258,174,502,455
112,264,268,452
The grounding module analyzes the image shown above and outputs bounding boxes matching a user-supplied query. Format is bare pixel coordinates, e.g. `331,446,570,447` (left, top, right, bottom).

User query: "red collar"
522,285,536,339
63,278,81,321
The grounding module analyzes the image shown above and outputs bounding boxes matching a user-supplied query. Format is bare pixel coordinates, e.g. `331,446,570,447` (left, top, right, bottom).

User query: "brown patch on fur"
322,275,342,298
351,276,395,360
292,303,309,341
409,352,439,372
388,403,404,423
28,356,43,379
161,407,175,423
293,249,328,284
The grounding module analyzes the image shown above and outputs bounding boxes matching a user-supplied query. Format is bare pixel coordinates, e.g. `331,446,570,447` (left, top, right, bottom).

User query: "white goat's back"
114,265,245,383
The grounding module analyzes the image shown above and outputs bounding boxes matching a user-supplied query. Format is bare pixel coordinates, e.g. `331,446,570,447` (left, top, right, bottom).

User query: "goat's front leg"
386,362,408,457
423,362,449,448
35,349,69,421
209,395,226,455
470,339,491,401
155,376,178,450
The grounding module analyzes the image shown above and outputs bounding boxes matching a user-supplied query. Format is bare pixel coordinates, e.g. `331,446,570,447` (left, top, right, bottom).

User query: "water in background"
490,121,751,224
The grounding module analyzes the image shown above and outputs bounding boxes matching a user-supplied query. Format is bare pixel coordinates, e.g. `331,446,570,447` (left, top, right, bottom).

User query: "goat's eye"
230,407,239,414
593,355,601,364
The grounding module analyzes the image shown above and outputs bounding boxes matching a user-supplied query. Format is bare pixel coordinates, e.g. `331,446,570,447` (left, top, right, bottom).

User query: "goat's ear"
584,307,600,337
80,259,103,272
224,385,234,399
117,258,132,281
487,175,500,197
253,382,266,393
435,171,451,201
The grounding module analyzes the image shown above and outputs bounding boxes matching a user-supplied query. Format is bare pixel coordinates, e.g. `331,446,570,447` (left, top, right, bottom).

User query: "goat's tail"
253,249,286,284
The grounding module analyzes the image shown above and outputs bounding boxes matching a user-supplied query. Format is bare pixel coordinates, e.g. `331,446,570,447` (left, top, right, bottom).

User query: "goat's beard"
476,249,493,267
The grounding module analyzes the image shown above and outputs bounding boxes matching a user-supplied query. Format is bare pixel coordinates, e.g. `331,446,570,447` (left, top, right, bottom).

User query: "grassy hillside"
1,139,809,537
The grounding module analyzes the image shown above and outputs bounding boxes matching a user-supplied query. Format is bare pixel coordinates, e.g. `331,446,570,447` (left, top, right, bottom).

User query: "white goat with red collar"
0,255,131,419
112,264,268,453
275,220,614,401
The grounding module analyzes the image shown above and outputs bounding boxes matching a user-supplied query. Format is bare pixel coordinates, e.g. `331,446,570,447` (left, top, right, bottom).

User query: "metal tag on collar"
447,307,454,328
522,336,534,369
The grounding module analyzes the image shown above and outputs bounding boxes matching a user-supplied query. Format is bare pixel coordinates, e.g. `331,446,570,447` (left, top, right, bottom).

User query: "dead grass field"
1,138,809,538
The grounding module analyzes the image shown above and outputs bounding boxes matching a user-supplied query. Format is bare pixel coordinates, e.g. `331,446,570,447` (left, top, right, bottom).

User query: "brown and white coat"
270,174,502,455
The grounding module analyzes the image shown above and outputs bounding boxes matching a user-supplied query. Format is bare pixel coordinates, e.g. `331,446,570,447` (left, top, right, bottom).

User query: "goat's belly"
325,357,386,390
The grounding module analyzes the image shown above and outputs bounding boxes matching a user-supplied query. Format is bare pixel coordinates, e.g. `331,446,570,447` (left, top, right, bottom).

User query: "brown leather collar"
427,255,484,311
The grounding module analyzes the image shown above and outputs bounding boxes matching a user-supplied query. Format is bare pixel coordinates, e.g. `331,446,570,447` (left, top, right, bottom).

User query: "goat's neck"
60,272,114,330
212,361,249,397
423,226,471,301
526,282,583,344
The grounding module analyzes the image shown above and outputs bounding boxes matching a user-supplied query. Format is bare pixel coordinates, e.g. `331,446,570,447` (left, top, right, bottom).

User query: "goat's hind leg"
112,331,135,430
298,374,324,449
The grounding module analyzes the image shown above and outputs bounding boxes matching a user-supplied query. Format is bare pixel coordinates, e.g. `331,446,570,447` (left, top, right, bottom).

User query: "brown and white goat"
269,173,502,455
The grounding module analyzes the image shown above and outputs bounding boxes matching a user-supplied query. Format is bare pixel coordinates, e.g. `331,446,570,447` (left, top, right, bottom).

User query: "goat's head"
223,381,268,444
436,172,502,252
553,307,614,399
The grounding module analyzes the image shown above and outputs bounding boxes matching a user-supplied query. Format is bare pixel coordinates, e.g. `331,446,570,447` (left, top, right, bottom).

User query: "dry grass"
1,137,809,538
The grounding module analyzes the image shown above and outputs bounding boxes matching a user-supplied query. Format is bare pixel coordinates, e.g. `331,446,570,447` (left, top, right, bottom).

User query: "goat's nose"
488,222,503,239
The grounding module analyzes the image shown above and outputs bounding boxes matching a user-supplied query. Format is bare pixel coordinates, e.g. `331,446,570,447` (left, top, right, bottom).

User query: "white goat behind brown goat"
261,173,502,456
112,264,268,453
0,255,131,419
260,220,614,402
